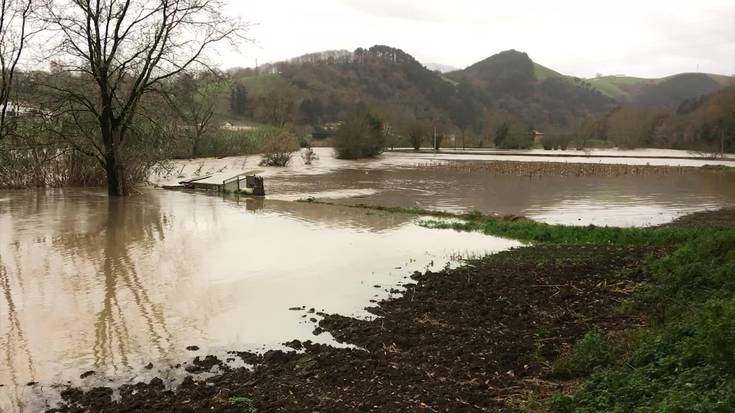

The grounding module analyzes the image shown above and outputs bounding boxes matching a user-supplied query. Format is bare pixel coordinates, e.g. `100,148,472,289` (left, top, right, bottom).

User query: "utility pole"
722,128,726,159
433,126,437,152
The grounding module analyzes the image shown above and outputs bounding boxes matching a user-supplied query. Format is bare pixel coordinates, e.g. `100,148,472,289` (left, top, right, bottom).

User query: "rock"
80,370,96,379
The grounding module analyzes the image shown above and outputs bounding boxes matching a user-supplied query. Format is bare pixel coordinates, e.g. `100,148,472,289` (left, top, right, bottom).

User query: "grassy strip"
298,198,724,246
419,217,715,246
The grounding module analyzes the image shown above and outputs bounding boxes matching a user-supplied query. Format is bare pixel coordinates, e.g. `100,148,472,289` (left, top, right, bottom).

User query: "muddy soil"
665,207,735,229
47,242,659,413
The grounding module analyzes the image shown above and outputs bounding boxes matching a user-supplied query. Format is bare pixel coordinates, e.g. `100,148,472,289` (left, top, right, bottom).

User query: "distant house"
2,101,50,118
532,130,545,144
221,122,254,131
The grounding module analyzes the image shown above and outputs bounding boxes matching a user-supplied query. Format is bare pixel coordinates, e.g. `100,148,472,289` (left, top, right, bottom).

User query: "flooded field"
2,149,735,411
0,189,520,411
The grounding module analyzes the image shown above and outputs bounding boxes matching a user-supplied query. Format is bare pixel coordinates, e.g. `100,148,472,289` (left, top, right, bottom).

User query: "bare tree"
165,71,218,158
0,0,33,139
44,0,247,195
254,78,296,127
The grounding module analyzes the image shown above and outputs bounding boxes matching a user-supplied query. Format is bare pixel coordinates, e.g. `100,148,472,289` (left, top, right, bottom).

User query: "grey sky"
222,0,735,78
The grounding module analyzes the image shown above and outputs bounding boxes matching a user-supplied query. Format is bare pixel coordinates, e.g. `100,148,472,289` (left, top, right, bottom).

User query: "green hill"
587,73,734,107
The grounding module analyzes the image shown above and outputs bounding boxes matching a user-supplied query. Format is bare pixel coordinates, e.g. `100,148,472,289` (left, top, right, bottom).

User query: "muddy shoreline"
47,209,733,412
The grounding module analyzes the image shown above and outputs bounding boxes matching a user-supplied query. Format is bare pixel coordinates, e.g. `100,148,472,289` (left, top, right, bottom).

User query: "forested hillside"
222,45,732,151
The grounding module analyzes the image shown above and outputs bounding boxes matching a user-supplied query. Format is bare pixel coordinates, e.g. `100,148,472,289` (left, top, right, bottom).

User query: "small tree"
494,122,509,147
230,83,247,116
254,79,297,127
259,130,299,167
334,110,385,159
167,72,218,158
0,0,34,140
408,120,428,150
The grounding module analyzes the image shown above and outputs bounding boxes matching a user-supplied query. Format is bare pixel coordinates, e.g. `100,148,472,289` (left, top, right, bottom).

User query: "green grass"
230,396,257,413
587,76,650,100
420,217,714,246
534,63,565,81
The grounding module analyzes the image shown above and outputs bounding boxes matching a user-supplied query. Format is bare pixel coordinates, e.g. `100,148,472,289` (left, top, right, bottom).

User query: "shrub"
334,110,385,159
259,130,300,167
407,121,429,150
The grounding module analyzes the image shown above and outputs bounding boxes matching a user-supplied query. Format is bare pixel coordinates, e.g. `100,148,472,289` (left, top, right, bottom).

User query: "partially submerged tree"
334,109,385,159
0,0,34,139
44,0,247,195
259,129,299,167
407,120,428,150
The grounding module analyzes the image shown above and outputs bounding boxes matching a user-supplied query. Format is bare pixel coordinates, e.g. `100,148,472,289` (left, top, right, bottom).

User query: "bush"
541,135,572,150
259,130,300,167
407,121,429,150
334,110,385,159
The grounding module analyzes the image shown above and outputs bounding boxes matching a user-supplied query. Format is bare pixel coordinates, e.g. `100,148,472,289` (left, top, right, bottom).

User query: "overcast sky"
221,0,735,78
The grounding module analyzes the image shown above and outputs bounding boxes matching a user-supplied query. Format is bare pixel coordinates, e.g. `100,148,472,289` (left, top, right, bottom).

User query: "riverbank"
48,208,735,412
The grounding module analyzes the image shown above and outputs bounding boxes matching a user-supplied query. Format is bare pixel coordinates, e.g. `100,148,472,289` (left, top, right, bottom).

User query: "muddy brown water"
0,189,520,411
2,152,735,411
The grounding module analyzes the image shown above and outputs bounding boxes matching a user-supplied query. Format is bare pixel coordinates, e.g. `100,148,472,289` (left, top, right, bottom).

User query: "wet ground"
48,244,657,412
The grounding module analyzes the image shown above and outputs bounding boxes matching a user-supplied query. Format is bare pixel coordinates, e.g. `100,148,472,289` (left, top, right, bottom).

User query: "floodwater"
0,189,521,411
2,148,735,411
152,148,735,227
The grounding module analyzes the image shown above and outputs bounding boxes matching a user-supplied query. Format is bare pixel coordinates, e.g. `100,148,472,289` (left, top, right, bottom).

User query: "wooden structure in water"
177,173,265,195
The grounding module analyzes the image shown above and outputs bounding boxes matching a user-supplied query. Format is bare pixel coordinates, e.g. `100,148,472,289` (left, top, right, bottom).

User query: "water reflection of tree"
91,197,175,370
0,261,34,412
26,192,176,371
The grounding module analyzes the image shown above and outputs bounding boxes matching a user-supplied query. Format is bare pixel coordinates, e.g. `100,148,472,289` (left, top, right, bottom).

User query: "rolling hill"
588,73,734,108
225,46,733,135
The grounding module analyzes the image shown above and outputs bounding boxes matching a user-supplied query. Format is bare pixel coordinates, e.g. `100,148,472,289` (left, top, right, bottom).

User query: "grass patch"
420,217,714,246
229,396,257,413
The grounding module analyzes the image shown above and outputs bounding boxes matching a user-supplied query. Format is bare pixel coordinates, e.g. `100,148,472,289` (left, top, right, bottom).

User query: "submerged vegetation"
418,159,715,177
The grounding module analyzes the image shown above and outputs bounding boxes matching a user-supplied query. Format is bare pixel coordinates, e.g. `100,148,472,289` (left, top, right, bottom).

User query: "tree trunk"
103,126,128,196
105,154,128,196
